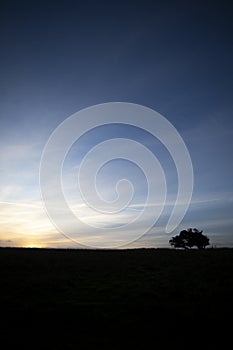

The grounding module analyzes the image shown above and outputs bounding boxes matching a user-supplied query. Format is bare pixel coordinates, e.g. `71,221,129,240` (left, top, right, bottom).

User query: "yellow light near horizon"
23,243,44,249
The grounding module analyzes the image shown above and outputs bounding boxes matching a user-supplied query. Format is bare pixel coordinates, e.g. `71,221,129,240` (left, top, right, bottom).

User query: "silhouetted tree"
169,228,210,249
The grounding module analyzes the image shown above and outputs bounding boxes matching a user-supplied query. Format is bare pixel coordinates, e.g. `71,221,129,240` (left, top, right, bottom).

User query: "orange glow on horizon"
23,243,44,249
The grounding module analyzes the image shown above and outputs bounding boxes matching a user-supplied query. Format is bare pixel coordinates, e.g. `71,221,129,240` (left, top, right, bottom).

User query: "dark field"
1,248,233,348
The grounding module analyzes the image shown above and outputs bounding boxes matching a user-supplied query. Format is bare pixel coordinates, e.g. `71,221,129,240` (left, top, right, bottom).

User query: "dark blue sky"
0,0,233,248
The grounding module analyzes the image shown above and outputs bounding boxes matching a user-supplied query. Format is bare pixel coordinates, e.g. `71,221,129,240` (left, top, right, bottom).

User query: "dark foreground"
0,248,233,348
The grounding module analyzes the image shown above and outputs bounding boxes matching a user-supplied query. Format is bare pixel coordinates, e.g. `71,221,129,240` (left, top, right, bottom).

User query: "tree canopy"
169,228,210,249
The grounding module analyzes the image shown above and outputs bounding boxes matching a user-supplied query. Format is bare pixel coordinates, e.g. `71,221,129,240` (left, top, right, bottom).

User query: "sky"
0,0,233,248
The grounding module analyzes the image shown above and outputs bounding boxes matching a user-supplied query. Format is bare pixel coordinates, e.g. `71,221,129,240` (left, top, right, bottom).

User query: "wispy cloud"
0,117,232,248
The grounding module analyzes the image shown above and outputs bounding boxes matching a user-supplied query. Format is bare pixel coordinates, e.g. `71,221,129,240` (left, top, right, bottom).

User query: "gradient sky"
0,0,233,248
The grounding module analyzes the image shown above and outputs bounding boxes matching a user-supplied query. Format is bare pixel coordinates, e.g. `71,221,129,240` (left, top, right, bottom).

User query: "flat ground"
0,248,232,348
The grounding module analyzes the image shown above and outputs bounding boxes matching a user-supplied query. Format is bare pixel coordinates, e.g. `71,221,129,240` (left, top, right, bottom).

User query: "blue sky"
0,0,233,248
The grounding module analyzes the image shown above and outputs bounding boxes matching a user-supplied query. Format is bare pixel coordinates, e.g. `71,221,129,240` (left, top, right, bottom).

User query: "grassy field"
0,247,233,348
